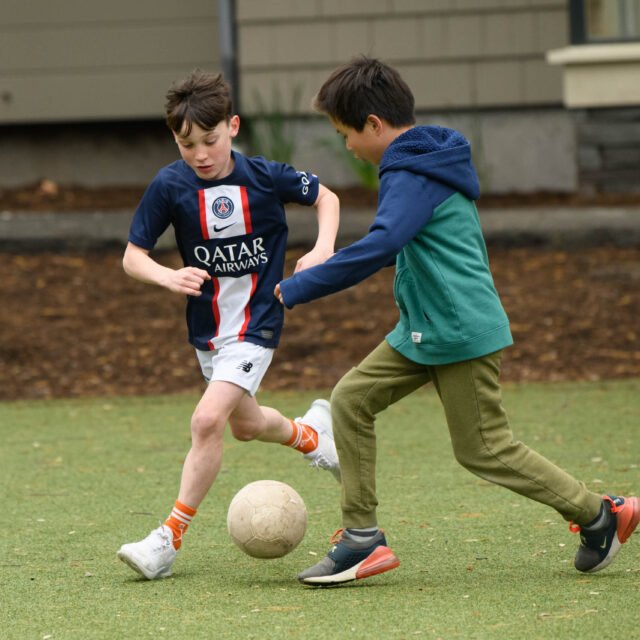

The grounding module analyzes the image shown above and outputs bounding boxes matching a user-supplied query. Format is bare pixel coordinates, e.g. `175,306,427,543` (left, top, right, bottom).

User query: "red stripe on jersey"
198,190,209,239
208,277,221,350
238,273,258,341
240,186,252,233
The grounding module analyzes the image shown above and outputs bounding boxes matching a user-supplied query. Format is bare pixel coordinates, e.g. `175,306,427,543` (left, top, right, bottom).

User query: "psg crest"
212,196,234,219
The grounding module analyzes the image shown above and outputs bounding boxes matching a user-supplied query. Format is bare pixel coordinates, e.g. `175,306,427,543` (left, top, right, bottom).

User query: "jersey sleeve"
268,161,319,206
128,173,173,250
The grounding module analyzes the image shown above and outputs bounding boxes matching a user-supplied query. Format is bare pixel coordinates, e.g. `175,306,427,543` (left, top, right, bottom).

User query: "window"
570,0,640,43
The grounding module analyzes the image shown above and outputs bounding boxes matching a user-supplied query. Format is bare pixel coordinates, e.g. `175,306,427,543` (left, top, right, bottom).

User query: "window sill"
547,43,640,107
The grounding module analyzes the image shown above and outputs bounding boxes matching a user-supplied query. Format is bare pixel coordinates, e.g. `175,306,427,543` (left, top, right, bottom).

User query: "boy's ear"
229,115,240,137
366,114,384,135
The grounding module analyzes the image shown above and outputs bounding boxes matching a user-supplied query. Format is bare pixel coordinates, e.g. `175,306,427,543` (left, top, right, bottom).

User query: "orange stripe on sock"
174,500,197,518
164,500,197,550
283,419,318,454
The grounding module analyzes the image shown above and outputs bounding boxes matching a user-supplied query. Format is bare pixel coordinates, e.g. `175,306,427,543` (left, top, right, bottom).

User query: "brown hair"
165,70,232,135
313,56,415,131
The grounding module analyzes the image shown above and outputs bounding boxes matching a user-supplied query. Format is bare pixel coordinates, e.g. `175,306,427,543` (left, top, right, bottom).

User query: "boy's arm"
274,225,395,306
275,174,436,307
293,184,340,273
123,242,210,297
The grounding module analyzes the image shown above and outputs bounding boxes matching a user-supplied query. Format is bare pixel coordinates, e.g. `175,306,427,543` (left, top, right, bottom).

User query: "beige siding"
237,0,567,114
237,0,320,20
0,0,219,123
0,1,569,122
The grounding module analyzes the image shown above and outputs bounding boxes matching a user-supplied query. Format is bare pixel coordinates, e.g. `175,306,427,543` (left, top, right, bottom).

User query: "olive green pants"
330,340,602,529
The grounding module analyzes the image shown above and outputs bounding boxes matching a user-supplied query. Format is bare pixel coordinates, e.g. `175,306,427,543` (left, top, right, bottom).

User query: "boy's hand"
166,267,211,296
294,247,334,274
275,245,334,305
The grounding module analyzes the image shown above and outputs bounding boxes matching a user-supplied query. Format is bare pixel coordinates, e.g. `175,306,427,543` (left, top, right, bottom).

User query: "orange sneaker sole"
618,496,640,544
355,545,400,580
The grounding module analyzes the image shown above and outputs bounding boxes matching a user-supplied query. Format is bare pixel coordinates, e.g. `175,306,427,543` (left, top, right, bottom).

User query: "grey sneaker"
298,529,399,586
298,399,341,483
117,525,177,579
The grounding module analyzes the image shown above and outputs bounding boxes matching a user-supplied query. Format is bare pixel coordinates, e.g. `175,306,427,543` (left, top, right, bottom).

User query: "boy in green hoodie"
275,57,639,586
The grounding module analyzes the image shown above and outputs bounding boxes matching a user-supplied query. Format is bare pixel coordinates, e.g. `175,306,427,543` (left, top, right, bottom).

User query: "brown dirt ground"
1,183,639,401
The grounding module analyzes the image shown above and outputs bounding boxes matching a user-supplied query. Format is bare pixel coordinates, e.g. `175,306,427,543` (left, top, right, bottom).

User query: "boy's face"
330,116,386,165
173,117,240,181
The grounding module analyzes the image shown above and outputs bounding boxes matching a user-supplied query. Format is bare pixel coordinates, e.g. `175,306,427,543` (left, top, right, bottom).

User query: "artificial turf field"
2,379,639,639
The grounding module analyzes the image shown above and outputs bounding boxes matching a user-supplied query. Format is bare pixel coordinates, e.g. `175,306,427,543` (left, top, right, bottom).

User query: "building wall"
236,0,576,193
0,121,179,188
575,107,640,195
1,0,579,193
0,0,219,124
237,0,567,114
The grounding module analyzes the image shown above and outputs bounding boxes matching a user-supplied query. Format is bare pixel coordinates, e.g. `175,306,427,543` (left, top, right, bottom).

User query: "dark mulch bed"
3,181,640,212
2,246,639,401
2,181,639,400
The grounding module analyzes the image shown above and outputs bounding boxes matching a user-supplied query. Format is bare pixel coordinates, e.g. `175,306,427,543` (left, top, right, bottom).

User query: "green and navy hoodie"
279,126,513,365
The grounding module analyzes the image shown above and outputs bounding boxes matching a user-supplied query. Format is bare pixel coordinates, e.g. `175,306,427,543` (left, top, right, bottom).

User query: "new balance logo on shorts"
237,361,254,373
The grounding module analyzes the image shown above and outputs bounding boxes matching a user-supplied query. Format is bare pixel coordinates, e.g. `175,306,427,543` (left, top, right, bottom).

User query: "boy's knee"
330,369,380,436
228,416,263,442
231,431,254,442
190,407,225,442
230,424,257,442
329,379,354,424
451,435,509,475
329,381,345,411
331,367,363,409
452,446,477,472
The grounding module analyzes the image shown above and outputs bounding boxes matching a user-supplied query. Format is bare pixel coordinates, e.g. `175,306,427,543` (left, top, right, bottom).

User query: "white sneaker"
298,399,341,483
117,525,177,579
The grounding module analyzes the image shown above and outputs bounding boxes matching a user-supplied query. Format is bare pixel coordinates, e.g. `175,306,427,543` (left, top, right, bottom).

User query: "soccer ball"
227,480,307,559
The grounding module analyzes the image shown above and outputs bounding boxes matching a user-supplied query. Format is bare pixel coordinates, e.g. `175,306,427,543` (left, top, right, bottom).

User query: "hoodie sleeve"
279,170,444,308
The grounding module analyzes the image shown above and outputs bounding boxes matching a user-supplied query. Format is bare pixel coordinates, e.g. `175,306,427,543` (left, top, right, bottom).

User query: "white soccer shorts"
195,340,274,397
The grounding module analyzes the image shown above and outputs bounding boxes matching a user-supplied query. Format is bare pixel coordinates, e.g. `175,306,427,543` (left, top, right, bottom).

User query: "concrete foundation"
0,107,593,196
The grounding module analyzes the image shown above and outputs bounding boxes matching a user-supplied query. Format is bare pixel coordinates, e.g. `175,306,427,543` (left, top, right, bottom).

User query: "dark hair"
165,70,232,135
313,56,415,131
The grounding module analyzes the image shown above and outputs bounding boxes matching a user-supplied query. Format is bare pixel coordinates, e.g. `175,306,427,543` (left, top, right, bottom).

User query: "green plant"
244,84,303,164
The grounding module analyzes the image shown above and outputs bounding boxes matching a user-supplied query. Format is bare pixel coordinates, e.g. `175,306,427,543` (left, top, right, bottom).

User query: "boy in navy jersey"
117,70,340,580
276,57,639,586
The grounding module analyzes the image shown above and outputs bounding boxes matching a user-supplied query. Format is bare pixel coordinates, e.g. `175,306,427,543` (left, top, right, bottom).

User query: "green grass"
2,380,639,639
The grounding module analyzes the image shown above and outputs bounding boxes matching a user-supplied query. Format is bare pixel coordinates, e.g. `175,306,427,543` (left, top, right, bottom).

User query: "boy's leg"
331,340,431,528
227,395,340,482
178,380,248,507
298,340,427,585
117,380,246,579
431,351,640,572
201,341,340,480
119,340,338,580
430,350,603,524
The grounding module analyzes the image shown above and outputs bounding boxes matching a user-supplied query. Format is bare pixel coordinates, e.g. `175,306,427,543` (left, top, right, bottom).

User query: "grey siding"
0,0,219,123
237,0,567,114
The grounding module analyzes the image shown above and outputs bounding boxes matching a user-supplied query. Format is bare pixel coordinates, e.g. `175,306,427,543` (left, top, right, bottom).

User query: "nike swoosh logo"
213,223,235,232
600,537,608,549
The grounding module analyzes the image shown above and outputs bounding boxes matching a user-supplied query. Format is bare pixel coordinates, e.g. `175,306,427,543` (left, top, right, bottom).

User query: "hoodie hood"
379,126,480,201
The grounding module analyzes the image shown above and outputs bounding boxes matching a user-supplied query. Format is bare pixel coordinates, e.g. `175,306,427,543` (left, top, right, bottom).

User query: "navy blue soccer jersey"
128,152,319,351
